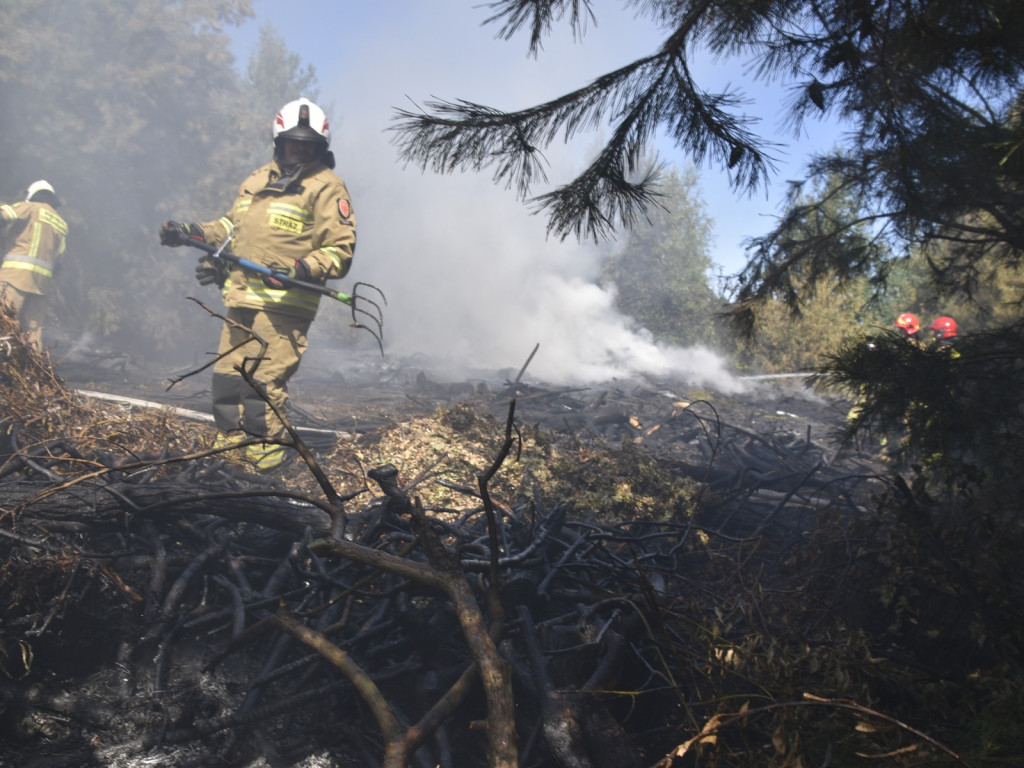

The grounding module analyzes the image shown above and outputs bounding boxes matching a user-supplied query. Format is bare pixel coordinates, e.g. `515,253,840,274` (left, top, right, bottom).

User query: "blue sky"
227,1,842,385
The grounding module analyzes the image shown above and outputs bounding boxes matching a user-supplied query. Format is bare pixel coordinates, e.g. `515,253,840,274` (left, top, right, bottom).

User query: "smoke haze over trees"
600,166,724,350
0,1,263,356
0,3,353,367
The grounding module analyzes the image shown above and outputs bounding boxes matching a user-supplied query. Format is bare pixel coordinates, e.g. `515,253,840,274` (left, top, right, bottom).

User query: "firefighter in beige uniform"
160,98,356,471
0,180,68,351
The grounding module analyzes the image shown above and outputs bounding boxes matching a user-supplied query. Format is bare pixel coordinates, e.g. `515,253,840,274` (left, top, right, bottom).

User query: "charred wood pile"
478,376,883,545
2,323,963,768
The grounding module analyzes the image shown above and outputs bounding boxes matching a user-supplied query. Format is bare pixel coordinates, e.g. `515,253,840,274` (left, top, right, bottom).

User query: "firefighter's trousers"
211,306,311,440
0,282,46,351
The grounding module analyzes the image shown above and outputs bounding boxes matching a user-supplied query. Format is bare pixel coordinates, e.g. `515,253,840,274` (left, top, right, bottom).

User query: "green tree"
239,24,320,168
731,272,874,372
600,165,721,347
727,171,890,370
245,23,318,115
210,23,323,201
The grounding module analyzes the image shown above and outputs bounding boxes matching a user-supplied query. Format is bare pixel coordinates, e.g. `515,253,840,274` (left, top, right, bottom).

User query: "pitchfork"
182,238,386,354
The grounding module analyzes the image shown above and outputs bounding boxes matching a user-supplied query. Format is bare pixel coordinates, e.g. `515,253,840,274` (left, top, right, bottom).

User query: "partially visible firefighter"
846,312,930,451
894,312,924,345
906,315,963,468
159,97,357,471
0,180,68,351
928,315,959,353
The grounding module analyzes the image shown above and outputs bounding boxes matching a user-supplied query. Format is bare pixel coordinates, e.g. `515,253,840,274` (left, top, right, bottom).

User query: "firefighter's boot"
212,430,246,452
246,441,287,472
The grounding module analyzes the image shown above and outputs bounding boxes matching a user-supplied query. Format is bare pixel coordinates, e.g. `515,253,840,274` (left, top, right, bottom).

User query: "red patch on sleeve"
338,198,351,219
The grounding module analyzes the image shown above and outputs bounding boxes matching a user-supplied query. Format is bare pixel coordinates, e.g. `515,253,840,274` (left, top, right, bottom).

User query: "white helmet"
26,179,55,202
273,98,330,147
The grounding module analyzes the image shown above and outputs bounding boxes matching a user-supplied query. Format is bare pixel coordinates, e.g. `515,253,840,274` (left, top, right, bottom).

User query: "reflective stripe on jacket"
0,202,68,295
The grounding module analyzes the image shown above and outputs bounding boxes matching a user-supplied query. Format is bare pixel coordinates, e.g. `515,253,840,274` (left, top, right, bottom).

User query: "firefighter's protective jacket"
0,201,68,295
200,158,356,320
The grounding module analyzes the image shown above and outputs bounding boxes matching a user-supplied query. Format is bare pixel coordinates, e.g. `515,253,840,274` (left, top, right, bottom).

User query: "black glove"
262,259,311,289
160,221,203,247
195,256,229,288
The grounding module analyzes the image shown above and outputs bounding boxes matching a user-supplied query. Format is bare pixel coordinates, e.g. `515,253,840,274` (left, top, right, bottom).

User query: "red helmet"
894,312,920,335
929,316,958,339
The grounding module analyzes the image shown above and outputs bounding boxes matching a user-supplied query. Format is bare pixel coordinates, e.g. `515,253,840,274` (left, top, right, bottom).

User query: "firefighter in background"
0,180,68,351
894,312,923,344
847,312,928,443
159,97,357,471
916,316,961,466
928,316,959,351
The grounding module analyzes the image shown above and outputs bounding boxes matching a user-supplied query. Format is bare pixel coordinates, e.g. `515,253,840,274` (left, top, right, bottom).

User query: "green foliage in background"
730,273,867,372
727,172,890,371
